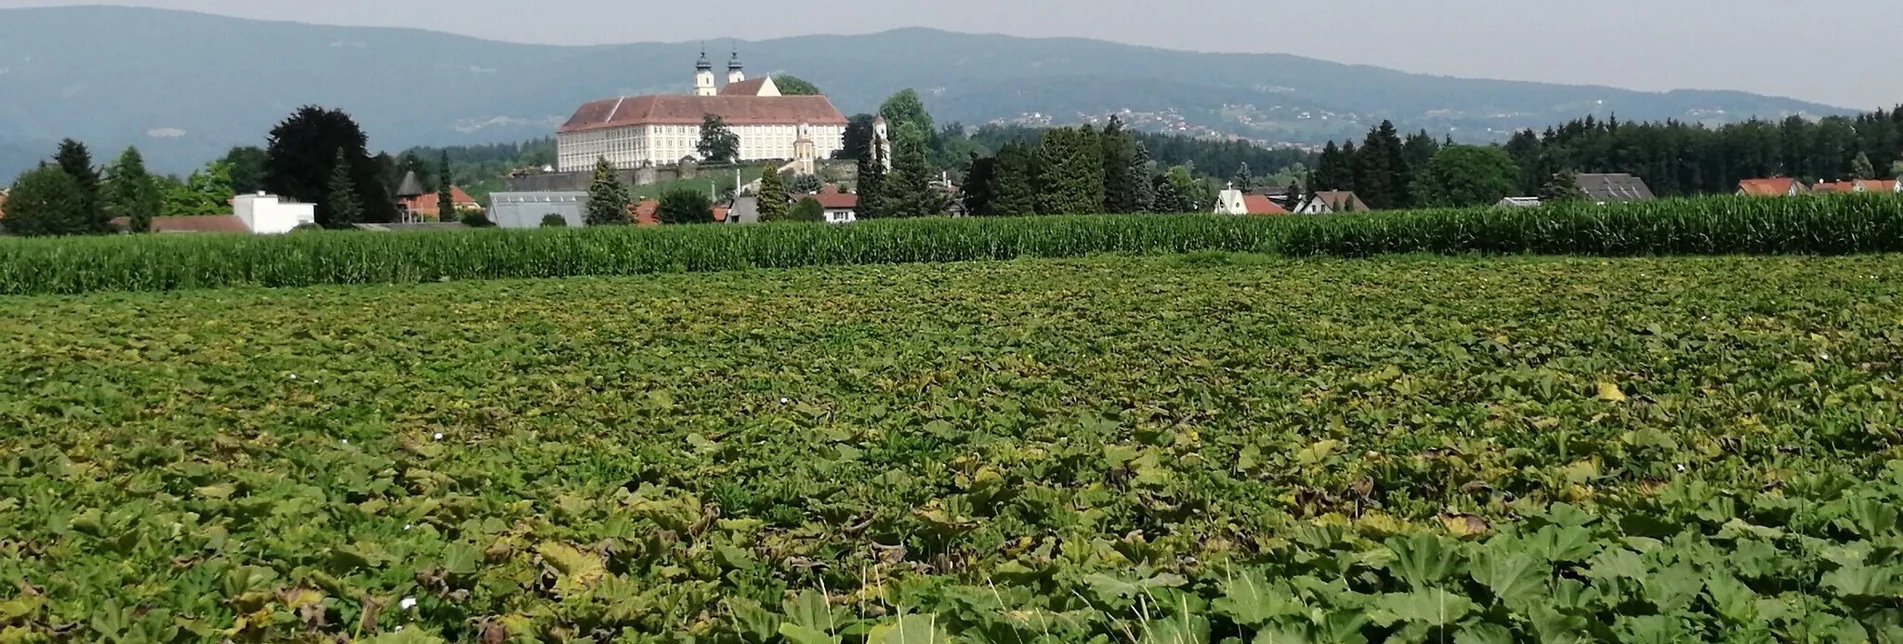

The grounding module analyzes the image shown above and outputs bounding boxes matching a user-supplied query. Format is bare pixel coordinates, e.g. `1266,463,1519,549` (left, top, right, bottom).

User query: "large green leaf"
1372,589,1475,627
1385,533,1461,589
869,614,955,644
1213,572,1305,626
1468,547,1548,607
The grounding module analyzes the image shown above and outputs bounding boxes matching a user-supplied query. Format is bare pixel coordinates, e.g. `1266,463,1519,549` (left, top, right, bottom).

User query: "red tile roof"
398,187,479,216
712,206,730,222
560,95,848,133
152,215,250,233
803,191,858,210
1860,179,1899,193
1240,193,1287,215
1738,178,1802,196
717,78,772,96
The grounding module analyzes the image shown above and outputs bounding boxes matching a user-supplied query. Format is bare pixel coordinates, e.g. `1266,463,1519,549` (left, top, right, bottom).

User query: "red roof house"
1737,178,1806,197
397,186,480,219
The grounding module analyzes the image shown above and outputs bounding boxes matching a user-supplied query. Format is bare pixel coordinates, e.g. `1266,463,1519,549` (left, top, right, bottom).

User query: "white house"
1213,188,1288,215
232,193,315,234
556,52,848,172
1294,191,1372,214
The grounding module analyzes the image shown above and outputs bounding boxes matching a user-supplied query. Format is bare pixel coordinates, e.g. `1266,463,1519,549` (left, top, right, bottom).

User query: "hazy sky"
5,0,1896,109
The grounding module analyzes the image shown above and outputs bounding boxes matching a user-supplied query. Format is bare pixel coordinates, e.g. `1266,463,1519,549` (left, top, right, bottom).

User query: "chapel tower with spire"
727,47,746,85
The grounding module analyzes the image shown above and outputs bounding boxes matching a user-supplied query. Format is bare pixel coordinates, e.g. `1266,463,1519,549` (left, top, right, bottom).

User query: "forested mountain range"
0,5,1851,179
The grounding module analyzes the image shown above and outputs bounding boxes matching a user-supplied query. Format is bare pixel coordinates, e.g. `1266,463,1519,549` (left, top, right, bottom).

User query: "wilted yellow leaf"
1596,382,1627,403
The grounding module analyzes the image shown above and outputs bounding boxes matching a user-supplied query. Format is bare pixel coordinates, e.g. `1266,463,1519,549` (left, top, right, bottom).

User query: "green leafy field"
3,253,1902,642
5,194,1903,296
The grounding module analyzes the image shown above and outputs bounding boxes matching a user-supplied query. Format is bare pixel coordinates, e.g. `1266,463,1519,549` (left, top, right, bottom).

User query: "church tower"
727,49,746,85
694,48,717,96
871,116,893,172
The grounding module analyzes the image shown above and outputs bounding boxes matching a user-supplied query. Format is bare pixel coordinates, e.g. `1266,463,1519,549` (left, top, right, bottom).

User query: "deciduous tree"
264,105,394,226
696,114,740,164
657,187,713,224
792,196,824,222
3,166,90,236
772,75,821,96
1851,152,1876,180
879,89,935,151
1409,145,1522,208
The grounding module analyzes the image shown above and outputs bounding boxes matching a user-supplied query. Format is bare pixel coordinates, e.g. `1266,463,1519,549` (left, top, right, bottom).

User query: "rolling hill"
0,5,1851,178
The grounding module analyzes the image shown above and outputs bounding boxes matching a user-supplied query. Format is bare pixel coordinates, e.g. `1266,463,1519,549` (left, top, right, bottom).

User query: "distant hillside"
0,6,1851,178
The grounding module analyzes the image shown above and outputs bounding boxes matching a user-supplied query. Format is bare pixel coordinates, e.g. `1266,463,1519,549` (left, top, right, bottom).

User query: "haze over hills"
0,5,1852,178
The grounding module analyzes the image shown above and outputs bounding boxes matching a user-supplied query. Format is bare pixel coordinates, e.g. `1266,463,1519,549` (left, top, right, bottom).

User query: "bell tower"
694,47,716,96
727,47,746,85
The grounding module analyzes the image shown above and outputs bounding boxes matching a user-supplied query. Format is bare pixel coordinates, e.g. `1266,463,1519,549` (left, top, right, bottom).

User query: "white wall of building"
233,194,315,234
559,124,845,172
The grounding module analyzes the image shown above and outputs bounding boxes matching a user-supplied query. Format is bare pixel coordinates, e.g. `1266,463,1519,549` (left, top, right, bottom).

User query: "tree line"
1503,108,1903,197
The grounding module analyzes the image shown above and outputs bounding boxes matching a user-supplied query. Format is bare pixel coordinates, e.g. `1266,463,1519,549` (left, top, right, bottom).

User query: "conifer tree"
106,146,160,233
854,144,887,218
1151,173,1188,213
989,142,1039,216
1034,127,1105,215
436,151,456,221
756,163,790,222
325,149,363,227
1128,141,1157,213
878,137,948,217
1231,162,1254,191
1100,116,1141,213
585,158,631,225
54,139,108,232
1354,121,1406,209
961,153,997,216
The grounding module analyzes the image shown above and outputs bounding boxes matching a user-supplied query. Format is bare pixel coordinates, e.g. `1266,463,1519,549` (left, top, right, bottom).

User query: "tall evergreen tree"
1128,142,1157,213
877,137,948,217
840,114,877,161
436,151,456,221
1539,170,1587,203
1231,162,1254,191
2,166,90,236
325,149,363,228
1399,130,1442,207
105,146,160,233
54,139,107,232
961,153,998,216
1354,121,1407,209
989,142,1039,217
696,114,740,164
264,105,394,225
585,157,630,225
854,140,888,218
1151,173,1188,213
756,163,790,222
1100,116,1142,213
1034,127,1105,215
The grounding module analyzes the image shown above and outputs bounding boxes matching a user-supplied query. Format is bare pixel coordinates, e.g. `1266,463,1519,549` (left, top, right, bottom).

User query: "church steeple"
694,45,717,96
726,45,746,85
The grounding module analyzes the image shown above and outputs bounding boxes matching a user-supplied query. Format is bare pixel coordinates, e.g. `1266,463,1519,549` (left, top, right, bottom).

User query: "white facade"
232,193,315,234
823,208,856,224
559,123,845,172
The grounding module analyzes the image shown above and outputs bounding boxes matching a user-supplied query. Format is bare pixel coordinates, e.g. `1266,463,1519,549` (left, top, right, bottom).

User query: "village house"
806,185,859,224
556,52,848,172
1213,187,1289,215
1737,178,1807,197
1293,191,1371,214
1576,173,1656,203
1813,179,1902,194
393,171,480,221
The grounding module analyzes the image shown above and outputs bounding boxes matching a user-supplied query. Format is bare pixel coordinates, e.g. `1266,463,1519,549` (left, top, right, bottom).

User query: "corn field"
2,194,1901,295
